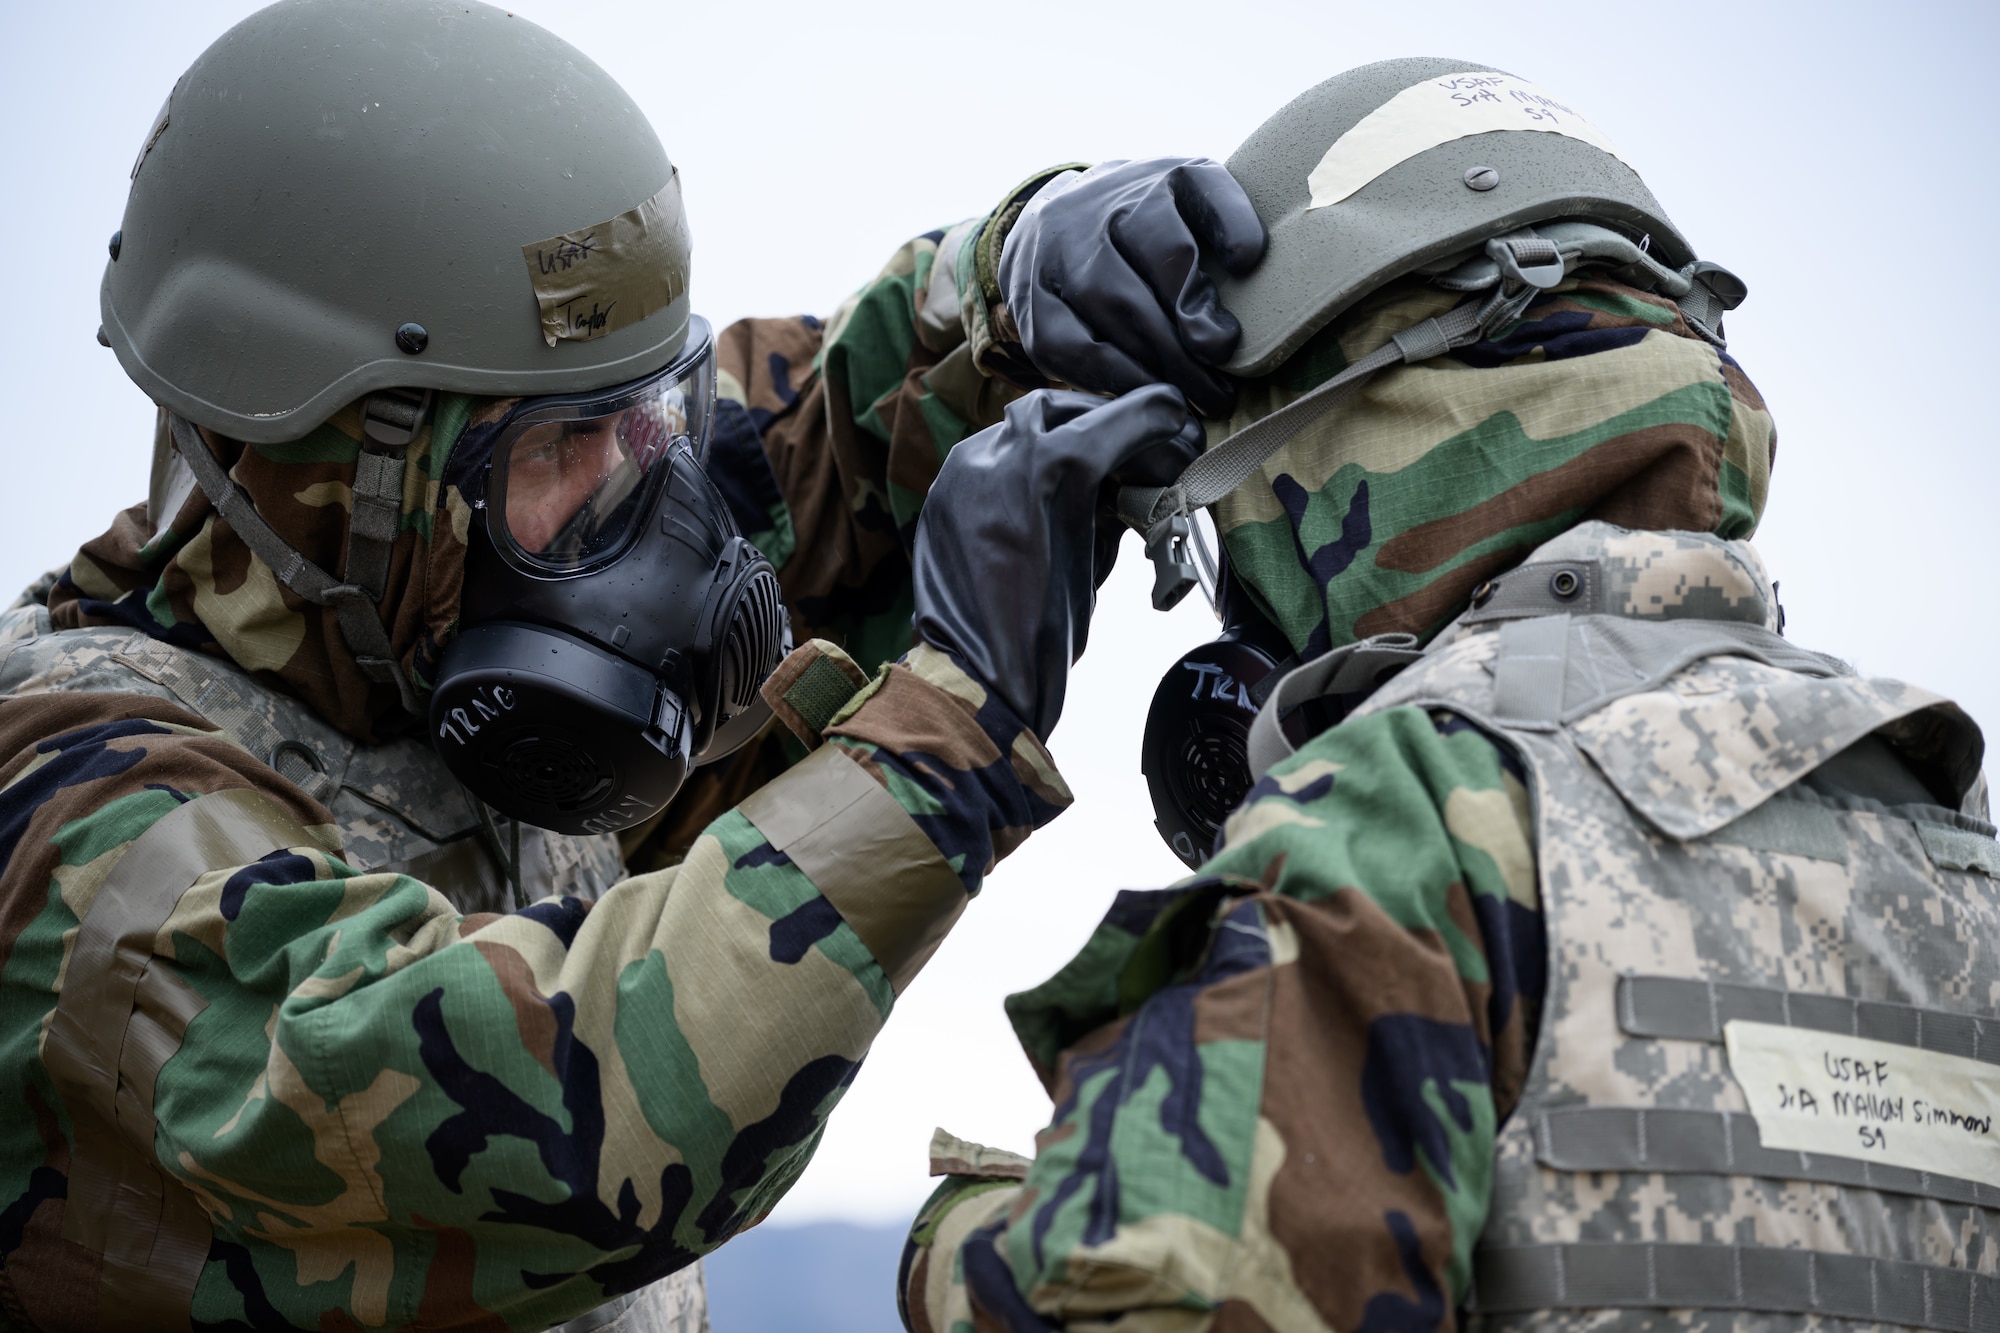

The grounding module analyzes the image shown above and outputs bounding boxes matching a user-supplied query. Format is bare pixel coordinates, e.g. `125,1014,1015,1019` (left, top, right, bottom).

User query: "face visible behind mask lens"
500,383,691,568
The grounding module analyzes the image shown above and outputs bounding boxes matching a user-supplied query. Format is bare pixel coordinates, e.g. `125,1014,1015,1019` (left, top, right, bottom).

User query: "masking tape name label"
1307,72,1633,210
1724,1019,2000,1187
521,171,691,347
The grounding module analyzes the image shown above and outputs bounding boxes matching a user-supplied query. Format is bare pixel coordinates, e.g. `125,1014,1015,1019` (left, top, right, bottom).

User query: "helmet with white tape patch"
1215,57,1695,376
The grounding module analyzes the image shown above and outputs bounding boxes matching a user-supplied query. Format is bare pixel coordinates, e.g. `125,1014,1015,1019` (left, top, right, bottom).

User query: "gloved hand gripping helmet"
101,0,788,834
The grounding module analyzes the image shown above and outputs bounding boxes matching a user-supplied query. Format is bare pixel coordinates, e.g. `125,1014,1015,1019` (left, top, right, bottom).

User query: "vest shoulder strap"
1257,613,1986,841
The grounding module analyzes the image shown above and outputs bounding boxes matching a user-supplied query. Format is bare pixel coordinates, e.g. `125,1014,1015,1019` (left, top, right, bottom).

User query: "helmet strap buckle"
1486,234,1567,292
1144,512,1200,612
1474,280,1544,341
345,389,432,604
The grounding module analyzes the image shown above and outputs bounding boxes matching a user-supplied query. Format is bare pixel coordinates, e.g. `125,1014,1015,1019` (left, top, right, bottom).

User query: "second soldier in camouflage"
899,58,1997,1333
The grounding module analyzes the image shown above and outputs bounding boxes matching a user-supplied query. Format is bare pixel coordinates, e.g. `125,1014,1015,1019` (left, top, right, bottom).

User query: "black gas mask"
430,318,792,836
1140,554,1292,870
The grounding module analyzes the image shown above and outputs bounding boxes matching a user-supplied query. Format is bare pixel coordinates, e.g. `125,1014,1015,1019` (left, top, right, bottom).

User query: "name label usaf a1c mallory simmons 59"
1306,71,1637,209
521,171,692,346
1726,1020,2000,1187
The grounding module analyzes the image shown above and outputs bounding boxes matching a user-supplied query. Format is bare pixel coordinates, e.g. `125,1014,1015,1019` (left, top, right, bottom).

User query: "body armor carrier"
1319,529,2000,1332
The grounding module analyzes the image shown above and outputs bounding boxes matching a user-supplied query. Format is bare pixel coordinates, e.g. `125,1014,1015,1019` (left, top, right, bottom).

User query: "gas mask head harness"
431,316,792,836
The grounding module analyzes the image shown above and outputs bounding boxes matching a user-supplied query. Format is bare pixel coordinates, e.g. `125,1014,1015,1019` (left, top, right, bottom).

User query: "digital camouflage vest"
1349,525,2000,1332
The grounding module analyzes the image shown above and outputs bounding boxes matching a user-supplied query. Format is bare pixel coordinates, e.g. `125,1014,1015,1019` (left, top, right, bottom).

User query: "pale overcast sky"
9,0,1995,1226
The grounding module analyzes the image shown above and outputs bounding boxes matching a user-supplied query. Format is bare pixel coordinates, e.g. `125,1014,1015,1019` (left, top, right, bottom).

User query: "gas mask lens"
489,331,716,572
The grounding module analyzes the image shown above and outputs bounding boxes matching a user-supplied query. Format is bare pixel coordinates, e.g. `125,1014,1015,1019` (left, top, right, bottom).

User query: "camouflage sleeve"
702,165,1084,674
0,643,1068,1329
704,233,1023,667
901,705,1545,1333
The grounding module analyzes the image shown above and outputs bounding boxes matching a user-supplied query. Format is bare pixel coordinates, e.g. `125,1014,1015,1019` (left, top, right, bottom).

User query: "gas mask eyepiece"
430,318,792,836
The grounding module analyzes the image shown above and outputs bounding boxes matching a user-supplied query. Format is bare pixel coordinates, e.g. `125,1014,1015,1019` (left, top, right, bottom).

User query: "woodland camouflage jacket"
895,185,1793,1331
0,190,1071,1332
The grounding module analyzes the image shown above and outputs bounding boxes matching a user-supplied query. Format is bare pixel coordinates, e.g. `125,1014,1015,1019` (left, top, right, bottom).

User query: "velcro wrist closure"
760,638,871,749
975,161,1092,305
963,161,1091,387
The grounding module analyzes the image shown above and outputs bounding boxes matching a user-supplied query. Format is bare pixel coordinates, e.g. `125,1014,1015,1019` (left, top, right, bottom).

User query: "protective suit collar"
49,395,502,743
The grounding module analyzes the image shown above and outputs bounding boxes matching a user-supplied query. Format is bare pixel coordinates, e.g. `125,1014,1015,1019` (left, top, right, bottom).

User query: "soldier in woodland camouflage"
900,60,1998,1333
0,3,1243,1331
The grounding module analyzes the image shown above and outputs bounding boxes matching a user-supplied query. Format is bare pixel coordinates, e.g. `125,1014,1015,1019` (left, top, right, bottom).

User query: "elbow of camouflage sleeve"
901,1178,1029,1332
899,1129,1035,1332
763,639,1072,896
959,163,1091,390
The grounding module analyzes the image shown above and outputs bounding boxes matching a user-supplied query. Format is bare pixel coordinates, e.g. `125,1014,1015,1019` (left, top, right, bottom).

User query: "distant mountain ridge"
703,1220,909,1332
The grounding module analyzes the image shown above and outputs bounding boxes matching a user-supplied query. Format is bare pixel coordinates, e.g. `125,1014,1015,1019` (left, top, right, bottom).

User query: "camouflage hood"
1212,272,1776,657
48,395,504,742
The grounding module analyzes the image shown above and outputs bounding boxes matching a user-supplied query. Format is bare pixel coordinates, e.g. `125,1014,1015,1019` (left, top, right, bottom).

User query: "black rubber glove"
1000,158,1266,419
914,386,1202,741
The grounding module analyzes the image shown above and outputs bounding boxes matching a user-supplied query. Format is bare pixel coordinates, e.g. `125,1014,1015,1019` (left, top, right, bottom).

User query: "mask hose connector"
467,788,527,910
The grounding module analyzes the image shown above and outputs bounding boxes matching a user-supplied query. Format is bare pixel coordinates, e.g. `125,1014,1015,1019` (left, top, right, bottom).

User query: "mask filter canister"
1140,575,1425,868
1141,625,1287,870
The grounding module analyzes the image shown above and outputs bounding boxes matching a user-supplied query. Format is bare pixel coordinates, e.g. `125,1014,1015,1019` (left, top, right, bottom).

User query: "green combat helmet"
1215,55,1722,375
102,0,692,444
98,0,696,715
1131,58,1769,866
1128,56,1749,603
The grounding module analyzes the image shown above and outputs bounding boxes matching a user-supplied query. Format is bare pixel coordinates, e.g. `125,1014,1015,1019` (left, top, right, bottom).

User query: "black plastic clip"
1488,235,1566,291
1144,513,1199,611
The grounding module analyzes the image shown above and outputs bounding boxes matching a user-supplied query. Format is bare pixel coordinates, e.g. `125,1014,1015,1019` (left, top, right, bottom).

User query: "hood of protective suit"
48,395,507,743
1213,272,1776,657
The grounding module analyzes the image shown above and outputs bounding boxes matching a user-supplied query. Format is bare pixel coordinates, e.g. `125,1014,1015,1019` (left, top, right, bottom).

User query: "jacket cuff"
760,638,872,749
826,643,1072,892
959,163,1090,388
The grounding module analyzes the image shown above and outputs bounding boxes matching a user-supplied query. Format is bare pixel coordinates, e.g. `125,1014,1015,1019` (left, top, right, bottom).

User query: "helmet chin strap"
1116,270,1526,613
345,388,430,609
167,408,424,717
